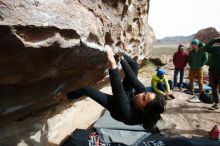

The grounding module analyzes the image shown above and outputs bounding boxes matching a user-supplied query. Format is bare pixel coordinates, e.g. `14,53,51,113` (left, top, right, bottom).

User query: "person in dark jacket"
67,45,165,132
204,37,220,110
173,44,188,91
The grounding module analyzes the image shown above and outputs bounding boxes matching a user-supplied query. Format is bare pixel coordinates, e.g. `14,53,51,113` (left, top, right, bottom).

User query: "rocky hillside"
0,0,155,126
193,27,220,43
155,34,194,45
155,27,220,45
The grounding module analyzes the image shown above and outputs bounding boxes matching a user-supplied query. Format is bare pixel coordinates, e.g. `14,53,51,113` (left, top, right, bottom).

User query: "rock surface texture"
0,0,155,127
0,86,107,146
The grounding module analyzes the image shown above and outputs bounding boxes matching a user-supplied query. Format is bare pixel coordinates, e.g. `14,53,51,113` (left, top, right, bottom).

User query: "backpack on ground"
199,92,214,104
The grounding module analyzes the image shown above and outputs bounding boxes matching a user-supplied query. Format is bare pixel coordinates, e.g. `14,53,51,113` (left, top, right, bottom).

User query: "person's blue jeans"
157,80,174,92
174,68,184,87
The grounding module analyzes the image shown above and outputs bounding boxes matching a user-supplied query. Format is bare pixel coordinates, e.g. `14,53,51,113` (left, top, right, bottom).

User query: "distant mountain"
155,34,195,45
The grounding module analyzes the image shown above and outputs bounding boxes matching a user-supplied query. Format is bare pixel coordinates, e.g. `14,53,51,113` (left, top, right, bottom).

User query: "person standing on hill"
187,39,208,95
204,37,220,110
173,44,188,91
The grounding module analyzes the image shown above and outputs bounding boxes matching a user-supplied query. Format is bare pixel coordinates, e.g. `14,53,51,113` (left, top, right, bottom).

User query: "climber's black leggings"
67,55,146,124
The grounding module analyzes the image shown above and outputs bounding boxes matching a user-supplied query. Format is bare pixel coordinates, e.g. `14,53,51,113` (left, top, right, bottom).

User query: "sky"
149,0,220,39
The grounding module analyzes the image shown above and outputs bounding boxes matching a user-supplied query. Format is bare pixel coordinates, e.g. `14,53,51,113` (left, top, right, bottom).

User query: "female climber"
67,45,165,133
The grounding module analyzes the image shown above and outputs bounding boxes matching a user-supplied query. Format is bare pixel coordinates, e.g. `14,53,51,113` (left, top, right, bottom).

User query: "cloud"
149,0,220,39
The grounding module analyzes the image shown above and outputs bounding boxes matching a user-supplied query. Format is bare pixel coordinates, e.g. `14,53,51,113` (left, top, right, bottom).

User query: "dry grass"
152,43,190,56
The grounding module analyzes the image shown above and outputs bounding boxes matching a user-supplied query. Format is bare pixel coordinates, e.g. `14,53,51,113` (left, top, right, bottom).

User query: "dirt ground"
139,61,220,138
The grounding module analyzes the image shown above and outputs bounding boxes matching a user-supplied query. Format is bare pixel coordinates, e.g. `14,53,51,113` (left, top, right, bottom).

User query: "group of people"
154,39,208,99
172,37,220,110
66,37,220,133
173,39,208,94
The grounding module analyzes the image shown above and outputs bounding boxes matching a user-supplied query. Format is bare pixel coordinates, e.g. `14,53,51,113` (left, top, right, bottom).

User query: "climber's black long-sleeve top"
67,55,147,125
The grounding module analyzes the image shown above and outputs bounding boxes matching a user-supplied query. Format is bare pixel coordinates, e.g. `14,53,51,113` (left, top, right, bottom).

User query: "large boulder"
149,55,172,66
193,27,220,66
193,27,220,43
0,85,112,146
0,0,154,126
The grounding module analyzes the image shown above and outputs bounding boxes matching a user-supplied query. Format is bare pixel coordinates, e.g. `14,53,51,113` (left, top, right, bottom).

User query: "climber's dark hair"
142,93,166,133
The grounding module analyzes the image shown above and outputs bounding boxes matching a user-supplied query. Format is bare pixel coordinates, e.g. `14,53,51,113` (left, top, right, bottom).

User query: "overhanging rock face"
0,0,155,124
